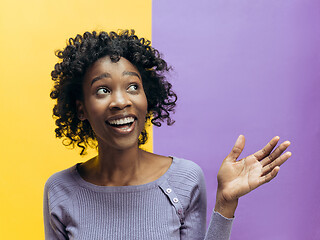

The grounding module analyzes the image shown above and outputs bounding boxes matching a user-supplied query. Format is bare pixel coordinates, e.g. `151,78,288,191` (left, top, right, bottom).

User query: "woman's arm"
43,181,69,240
204,135,291,240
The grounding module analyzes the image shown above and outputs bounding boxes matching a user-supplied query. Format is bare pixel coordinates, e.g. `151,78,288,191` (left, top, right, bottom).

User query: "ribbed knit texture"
44,157,233,239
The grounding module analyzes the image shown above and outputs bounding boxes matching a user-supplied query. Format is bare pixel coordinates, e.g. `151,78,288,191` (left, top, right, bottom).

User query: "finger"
259,166,280,185
225,135,245,162
253,136,279,161
261,151,292,176
260,141,291,167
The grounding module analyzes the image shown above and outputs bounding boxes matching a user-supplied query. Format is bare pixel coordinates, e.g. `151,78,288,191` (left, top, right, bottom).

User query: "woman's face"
78,56,148,150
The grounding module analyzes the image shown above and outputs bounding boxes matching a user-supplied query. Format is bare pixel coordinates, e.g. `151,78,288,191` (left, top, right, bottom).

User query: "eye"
127,84,139,92
96,87,110,96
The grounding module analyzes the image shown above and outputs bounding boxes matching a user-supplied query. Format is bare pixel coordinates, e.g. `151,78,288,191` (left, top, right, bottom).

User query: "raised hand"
214,135,291,218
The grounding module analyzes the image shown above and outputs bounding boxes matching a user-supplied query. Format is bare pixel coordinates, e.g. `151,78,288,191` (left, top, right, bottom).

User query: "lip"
106,113,137,123
106,119,137,135
105,113,138,135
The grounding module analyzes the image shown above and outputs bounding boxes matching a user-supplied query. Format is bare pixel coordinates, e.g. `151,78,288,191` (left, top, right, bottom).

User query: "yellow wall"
0,0,152,238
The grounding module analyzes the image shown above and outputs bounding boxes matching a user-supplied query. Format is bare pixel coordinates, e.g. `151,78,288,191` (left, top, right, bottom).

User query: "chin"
98,136,140,151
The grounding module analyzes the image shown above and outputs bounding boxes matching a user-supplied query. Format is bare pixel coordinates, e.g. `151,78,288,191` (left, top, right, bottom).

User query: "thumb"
225,135,245,162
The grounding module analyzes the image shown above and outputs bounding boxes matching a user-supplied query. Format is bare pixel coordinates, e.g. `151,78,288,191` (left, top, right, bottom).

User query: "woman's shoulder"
163,156,206,193
171,156,205,179
44,164,79,196
164,157,207,212
144,151,204,184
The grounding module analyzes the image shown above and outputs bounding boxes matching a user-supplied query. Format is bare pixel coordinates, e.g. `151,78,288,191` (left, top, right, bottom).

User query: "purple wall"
152,1,320,239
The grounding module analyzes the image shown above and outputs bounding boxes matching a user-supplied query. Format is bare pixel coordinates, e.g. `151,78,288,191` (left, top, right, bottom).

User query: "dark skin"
77,56,292,218
76,56,172,186
215,135,291,217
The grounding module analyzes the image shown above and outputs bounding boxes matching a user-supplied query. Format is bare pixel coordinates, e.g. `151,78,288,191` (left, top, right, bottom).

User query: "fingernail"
284,141,291,146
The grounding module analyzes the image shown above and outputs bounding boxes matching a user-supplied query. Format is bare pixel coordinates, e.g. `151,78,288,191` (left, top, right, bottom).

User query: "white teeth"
108,117,135,125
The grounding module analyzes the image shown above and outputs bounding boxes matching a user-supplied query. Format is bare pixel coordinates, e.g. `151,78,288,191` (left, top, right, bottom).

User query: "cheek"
139,94,148,115
85,99,107,117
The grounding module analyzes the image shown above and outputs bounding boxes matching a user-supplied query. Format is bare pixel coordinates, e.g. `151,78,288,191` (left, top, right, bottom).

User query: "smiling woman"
77,56,148,151
44,30,291,239
50,30,176,155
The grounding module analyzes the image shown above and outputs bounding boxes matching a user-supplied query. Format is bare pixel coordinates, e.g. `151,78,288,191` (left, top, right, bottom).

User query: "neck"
90,143,145,186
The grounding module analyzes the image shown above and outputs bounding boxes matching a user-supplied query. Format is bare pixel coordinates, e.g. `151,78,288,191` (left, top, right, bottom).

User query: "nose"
109,90,132,110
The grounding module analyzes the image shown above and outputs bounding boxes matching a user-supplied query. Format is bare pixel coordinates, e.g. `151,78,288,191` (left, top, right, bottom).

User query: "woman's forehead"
91,56,138,72
83,56,141,83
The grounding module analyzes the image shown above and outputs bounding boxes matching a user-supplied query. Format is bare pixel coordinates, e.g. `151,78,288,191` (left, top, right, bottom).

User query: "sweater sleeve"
205,211,234,240
179,165,207,240
177,160,234,240
43,178,69,240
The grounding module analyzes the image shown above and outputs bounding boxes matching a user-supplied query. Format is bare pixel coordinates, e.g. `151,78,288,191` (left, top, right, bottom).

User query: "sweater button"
166,188,172,194
173,197,179,203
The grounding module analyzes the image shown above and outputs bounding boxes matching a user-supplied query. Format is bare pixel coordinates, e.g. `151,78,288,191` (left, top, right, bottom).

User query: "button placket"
159,182,185,224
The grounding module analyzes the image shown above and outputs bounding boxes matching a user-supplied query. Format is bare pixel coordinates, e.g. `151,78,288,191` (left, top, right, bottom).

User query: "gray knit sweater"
43,157,233,239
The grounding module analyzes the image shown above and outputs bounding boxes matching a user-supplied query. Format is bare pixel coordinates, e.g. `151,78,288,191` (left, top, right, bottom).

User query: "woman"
44,30,291,239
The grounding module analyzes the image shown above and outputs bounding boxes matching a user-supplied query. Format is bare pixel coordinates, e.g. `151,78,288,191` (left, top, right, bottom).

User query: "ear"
76,100,87,121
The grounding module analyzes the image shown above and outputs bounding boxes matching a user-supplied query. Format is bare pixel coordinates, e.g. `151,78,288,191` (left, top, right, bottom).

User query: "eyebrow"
90,71,141,86
91,73,111,86
122,71,141,79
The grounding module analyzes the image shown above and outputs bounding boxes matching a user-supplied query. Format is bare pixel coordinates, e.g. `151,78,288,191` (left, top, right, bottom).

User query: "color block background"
0,0,151,239
1,0,319,239
152,0,320,240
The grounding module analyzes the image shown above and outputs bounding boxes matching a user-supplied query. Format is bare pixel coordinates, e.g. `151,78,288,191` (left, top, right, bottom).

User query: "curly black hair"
50,30,177,155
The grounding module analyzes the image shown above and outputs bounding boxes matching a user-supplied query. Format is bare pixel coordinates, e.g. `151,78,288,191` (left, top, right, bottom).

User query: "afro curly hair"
50,30,177,155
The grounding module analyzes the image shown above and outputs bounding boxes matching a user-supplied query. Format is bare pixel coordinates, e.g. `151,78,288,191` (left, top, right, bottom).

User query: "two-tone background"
0,0,319,239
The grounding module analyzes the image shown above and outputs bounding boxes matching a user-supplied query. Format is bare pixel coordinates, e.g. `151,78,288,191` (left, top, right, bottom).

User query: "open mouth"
106,116,136,131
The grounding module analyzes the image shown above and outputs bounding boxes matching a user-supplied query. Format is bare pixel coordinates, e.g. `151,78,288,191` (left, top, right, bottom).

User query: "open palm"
217,135,291,202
